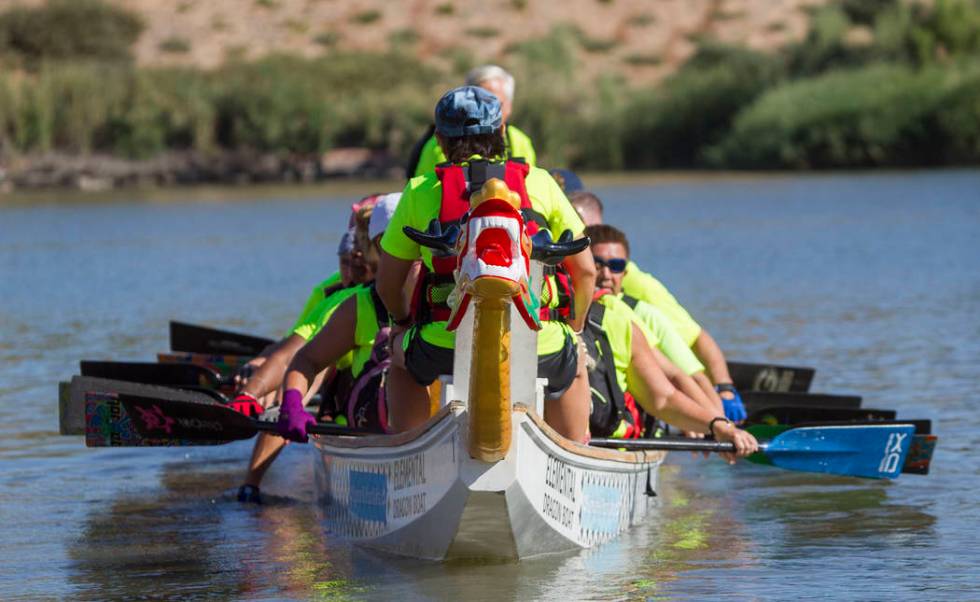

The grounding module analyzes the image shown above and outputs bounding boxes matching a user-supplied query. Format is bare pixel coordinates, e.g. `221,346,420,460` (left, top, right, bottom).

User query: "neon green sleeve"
413,136,446,178
527,167,584,239
631,301,705,375
380,179,425,261
621,261,702,346
292,286,360,342
507,125,537,166
288,272,342,335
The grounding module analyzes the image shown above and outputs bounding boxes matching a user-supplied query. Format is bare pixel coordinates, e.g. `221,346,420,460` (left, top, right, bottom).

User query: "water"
1,170,978,600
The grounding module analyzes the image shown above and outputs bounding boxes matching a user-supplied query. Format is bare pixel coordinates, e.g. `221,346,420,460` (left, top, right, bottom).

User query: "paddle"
62,376,232,437
80,360,225,390
590,422,916,479
747,405,895,426
118,393,367,445
745,421,937,476
727,361,815,393
157,352,250,382
742,391,862,411
170,321,274,356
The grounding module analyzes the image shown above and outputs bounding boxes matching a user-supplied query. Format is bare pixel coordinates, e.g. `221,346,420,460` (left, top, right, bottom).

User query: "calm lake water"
1,170,978,600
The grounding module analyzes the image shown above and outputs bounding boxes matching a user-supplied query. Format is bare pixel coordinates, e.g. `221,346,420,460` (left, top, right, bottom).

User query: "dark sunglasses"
593,256,627,273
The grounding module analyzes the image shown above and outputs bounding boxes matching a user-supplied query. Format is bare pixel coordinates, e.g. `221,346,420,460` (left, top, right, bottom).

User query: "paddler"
378,85,597,440
275,193,405,442
233,196,392,503
406,65,537,179
580,282,759,462
570,191,747,422
585,224,726,420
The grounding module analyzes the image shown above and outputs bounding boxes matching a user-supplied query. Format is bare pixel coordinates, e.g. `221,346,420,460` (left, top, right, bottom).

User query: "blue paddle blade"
763,424,916,479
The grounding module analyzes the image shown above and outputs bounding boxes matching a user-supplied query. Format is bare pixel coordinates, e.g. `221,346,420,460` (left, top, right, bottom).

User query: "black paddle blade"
118,394,258,442
748,406,895,426
727,361,815,393
743,391,862,411
80,360,222,389
169,321,273,356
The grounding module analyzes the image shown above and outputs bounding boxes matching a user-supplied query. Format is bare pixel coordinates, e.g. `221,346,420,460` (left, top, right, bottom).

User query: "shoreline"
1,161,976,206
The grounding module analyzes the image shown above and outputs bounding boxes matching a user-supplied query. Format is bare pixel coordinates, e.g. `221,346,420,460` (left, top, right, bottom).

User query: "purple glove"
277,389,316,443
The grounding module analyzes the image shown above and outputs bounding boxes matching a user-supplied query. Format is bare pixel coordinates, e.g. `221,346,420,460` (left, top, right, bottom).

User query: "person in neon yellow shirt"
235,194,401,503
379,86,596,440
406,65,537,178
585,224,726,419
582,291,758,462
570,191,746,422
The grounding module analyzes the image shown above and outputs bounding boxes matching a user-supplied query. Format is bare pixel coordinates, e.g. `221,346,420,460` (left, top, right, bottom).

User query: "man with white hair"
406,64,537,178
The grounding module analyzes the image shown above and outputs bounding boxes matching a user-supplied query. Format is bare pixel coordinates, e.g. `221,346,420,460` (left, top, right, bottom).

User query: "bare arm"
562,247,596,333
649,346,716,413
283,298,357,398
627,324,718,434
378,251,416,321
693,329,733,386
693,371,725,414
239,334,307,400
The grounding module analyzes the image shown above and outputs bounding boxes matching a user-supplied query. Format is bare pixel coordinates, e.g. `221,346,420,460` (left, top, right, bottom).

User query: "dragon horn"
403,220,461,256
530,229,590,265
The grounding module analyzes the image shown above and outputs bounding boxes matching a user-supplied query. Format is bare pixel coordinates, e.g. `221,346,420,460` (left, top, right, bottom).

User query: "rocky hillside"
20,0,830,82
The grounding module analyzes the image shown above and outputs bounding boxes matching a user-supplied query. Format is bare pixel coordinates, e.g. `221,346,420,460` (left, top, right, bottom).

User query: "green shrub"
706,63,967,168
610,43,784,168
465,26,500,39
350,10,381,25
159,37,191,54
0,0,143,66
435,3,454,15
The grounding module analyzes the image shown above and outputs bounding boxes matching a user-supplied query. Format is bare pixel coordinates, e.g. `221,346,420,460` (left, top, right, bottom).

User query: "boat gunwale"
312,400,665,466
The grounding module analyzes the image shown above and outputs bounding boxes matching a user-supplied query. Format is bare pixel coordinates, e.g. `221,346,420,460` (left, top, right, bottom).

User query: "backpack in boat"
344,286,391,433
581,300,642,439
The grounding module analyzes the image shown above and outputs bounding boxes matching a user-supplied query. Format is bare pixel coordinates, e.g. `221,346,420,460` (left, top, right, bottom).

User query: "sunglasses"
593,256,627,273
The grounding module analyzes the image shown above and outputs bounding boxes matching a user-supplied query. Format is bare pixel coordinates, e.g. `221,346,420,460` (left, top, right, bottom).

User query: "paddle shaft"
589,437,764,453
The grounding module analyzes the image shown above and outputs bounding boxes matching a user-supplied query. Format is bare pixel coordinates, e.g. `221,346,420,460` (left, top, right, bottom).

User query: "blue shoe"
237,484,262,504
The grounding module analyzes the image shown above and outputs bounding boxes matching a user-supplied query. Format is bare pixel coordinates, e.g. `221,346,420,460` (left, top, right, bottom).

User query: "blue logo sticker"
349,470,387,524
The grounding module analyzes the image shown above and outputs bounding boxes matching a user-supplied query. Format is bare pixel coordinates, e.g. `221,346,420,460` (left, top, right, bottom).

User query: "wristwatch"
715,382,737,394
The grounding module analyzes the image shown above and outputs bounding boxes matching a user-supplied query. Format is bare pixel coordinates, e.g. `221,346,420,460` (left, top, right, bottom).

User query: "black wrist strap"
390,314,413,328
708,416,732,438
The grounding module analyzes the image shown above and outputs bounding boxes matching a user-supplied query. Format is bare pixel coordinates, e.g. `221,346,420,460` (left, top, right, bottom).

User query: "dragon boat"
310,178,665,560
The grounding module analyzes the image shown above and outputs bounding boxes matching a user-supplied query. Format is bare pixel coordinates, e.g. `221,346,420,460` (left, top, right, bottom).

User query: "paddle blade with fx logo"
119,394,259,442
754,423,916,479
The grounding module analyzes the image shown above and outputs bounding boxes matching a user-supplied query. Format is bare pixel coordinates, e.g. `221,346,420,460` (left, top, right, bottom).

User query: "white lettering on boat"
878,432,907,474
392,453,426,491
391,492,427,520
544,457,576,503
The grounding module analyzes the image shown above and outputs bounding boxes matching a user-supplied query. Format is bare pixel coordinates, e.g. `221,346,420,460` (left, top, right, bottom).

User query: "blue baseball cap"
434,86,503,138
549,169,584,193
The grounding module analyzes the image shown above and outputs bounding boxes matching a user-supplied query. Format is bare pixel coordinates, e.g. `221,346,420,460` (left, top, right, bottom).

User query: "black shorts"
404,328,577,401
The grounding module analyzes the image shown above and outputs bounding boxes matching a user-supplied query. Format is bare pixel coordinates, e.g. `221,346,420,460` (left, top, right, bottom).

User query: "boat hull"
312,404,664,561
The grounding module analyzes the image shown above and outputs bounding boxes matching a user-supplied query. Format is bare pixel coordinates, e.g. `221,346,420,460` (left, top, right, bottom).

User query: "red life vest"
411,159,574,325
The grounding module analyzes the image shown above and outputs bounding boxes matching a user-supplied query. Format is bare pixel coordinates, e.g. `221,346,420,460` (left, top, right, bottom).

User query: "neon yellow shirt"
621,261,702,347
288,272,343,336
381,162,583,355
292,284,360,342
593,295,636,394
412,124,537,178
624,297,705,376
351,287,385,376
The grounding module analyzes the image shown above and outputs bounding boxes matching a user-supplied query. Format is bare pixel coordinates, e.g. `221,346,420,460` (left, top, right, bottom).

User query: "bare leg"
386,330,433,433
544,344,590,442
243,432,288,488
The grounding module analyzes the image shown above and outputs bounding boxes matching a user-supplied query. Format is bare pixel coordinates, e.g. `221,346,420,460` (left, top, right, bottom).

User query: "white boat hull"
312,404,665,561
